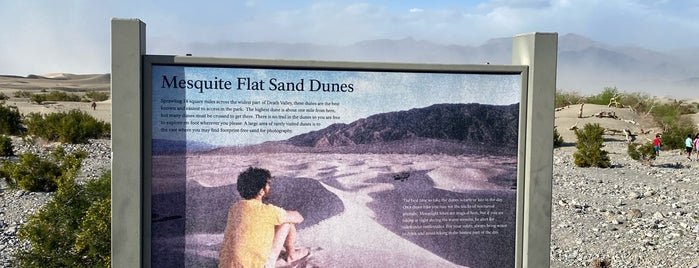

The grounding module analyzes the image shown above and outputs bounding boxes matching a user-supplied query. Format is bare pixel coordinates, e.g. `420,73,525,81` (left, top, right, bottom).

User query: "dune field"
0,74,111,123
151,152,518,268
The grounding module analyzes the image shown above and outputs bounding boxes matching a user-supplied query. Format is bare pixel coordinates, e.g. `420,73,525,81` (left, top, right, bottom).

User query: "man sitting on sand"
219,167,310,268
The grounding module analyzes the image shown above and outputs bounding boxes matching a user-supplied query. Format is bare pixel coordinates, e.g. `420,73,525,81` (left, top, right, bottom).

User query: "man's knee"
274,223,294,238
276,223,292,231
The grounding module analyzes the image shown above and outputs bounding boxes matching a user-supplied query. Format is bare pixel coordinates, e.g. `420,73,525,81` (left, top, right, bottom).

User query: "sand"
556,103,699,147
4,73,697,267
0,74,111,123
151,152,518,268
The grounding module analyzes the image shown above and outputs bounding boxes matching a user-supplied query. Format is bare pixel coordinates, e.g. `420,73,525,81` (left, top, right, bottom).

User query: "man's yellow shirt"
219,199,286,268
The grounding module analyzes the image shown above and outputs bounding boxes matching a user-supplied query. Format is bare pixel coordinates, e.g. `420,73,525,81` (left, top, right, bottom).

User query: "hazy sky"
1,0,697,75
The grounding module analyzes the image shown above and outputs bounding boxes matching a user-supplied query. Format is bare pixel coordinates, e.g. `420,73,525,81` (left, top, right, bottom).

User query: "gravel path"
551,140,699,268
2,138,699,267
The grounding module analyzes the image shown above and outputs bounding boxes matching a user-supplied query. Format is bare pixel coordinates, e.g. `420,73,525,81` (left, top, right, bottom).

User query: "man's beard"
262,191,271,201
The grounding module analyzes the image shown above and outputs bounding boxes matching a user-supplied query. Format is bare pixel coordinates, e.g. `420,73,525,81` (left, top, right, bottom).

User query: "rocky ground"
0,139,110,267
551,140,699,268
1,137,699,267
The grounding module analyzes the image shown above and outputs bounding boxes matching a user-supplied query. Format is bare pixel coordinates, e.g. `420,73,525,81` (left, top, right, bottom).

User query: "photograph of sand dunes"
148,64,523,268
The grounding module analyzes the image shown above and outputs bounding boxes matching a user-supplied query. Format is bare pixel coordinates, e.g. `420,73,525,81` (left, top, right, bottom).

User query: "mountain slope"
287,103,519,150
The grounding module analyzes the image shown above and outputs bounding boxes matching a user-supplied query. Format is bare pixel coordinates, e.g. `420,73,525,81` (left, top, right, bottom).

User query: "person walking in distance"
653,134,661,156
685,134,693,160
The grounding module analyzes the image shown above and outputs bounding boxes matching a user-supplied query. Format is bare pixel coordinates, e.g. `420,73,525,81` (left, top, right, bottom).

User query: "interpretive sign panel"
144,58,527,268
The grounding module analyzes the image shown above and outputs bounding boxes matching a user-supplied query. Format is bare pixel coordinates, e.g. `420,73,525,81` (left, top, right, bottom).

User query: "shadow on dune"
267,177,345,230
184,176,344,234
152,176,344,267
151,189,186,268
367,170,517,268
151,154,188,267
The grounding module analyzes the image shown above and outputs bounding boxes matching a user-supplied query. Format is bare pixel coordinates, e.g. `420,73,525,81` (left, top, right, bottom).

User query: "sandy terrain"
151,152,518,268
555,103,699,144
0,73,110,91
2,73,698,267
0,74,111,123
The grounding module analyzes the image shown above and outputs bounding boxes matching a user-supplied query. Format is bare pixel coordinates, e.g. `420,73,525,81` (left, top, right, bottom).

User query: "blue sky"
1,0,697,75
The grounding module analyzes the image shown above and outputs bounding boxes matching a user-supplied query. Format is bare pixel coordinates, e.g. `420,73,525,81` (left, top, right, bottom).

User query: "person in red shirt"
653,134,661,156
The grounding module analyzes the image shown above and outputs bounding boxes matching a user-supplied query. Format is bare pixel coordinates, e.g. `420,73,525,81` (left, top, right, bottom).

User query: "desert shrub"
661,123,698,150
553,127,564,147
24,113,54,139
14,90,33,98
0,135,13,156
619,92,655,114
651,103,679,131
0,103,23,135
627,141,656,164
555,90,584,108
0,92,8,101
679,102,698,114
84,91,110,102
13,171,111,267
627,143,641,160
30,91,82,104
573,123,610,168
25,109,111,143
47,91,82,102
74,186,111,266
585,87,619,106
651,101,697,131
0,147,86,192
2,152,62,191
30,94,46,104
650,99,697,150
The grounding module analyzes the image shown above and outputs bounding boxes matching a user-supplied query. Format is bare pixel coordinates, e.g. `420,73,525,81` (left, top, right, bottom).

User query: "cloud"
484,0,552,9
0,0,698,75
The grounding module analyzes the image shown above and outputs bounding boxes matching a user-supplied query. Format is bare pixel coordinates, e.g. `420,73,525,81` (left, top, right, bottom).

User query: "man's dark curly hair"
236,167,271,199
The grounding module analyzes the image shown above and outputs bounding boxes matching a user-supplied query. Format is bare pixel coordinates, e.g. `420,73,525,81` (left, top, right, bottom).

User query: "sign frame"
111,18,556,268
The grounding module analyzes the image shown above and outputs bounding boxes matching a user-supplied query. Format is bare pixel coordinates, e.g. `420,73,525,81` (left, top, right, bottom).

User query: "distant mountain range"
152,139,217,154
202,103,519,156
287,103,519,149
185,33,698,99
2,33,693,98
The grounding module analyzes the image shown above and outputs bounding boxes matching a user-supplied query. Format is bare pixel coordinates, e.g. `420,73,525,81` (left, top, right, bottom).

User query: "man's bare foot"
286,247,310,263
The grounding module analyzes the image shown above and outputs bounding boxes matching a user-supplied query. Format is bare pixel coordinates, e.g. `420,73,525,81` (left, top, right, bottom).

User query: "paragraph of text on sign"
158,98,341,134
401,197,508,237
